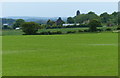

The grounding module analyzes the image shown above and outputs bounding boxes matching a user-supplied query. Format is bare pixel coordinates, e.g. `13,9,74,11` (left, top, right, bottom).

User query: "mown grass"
2,30,24,36
2,32,118,76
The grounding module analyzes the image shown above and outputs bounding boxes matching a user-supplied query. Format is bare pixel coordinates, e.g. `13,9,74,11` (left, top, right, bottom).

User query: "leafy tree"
67,17,74,23
74,12,99,24
88,11,95,14
13,19,25,29
88,20,101,32
118,12,120,25
74,14,86,23
87,13,99,20
47,19,55,26
21,22,39,35
111,12,118,16
100,12,110,23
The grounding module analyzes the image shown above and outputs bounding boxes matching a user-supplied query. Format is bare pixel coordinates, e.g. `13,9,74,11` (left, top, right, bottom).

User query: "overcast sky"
1,2,118,17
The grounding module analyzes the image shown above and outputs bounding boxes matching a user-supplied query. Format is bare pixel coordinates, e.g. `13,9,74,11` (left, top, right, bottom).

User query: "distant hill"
3,16,67,24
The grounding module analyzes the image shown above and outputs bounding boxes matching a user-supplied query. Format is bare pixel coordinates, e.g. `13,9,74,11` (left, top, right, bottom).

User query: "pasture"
2,33,118,76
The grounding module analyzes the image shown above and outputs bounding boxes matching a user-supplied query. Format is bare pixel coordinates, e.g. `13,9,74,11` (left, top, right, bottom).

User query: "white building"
15,27,20,30
3,23,9,26
62,23,80,26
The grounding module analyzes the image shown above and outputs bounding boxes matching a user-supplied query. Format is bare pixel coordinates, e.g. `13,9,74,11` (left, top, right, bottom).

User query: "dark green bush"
78,30,84,32
67,30,76,34
40,31,49,35
40,31,62,35
105,28,112,31
97,29,103,32
51,31,62,34
84,29,89,32
117,27,120,30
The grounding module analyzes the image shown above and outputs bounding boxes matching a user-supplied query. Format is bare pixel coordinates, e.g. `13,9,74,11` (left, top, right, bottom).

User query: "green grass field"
2,32,118,76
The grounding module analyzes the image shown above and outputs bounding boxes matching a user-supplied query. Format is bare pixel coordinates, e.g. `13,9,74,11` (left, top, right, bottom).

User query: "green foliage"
88,20,101,32
74,12,99,24
118,12,120,25
2,25,12,29
100,12,110,23
13,19,25,29
21,22,39,35
105,28,112,31
67,17,74,23
47,19,55,26
67,30,76,34
74,11,118,27
78,29,84,32
88,11,96,14
40,30,62,35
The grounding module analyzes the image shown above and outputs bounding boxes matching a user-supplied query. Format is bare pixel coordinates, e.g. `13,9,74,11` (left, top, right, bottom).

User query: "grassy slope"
2,30,24,36
3,33,118,76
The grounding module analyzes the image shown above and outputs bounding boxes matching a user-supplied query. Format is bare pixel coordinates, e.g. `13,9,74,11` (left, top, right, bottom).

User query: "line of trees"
15,19,101,35
2,11,119,35
67,11,118,26
2,11,119,30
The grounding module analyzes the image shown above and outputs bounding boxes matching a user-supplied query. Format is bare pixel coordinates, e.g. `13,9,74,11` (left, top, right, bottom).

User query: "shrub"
105,28,112,31
117,27,120,30
40,31,50,35
21,22,39,35
78,30,84,32
97,29,103,32
88,20,101,32
39,31,62,35
50,31,62,34
84,29,89,32
67,30,76,34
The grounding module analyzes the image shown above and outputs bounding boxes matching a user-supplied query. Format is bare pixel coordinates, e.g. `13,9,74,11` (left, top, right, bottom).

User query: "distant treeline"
1,11,119,30
46,11,118,27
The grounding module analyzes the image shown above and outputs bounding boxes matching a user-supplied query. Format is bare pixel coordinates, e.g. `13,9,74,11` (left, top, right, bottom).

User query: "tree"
111,12,118,16
100,12,110,23
88,20,101,32
117,12,120,25
67,17,74,24
47,19,55,26
13,19,25,29
56,17,65,25
88,11,95,14
74,13,99,24
21,22,39,35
